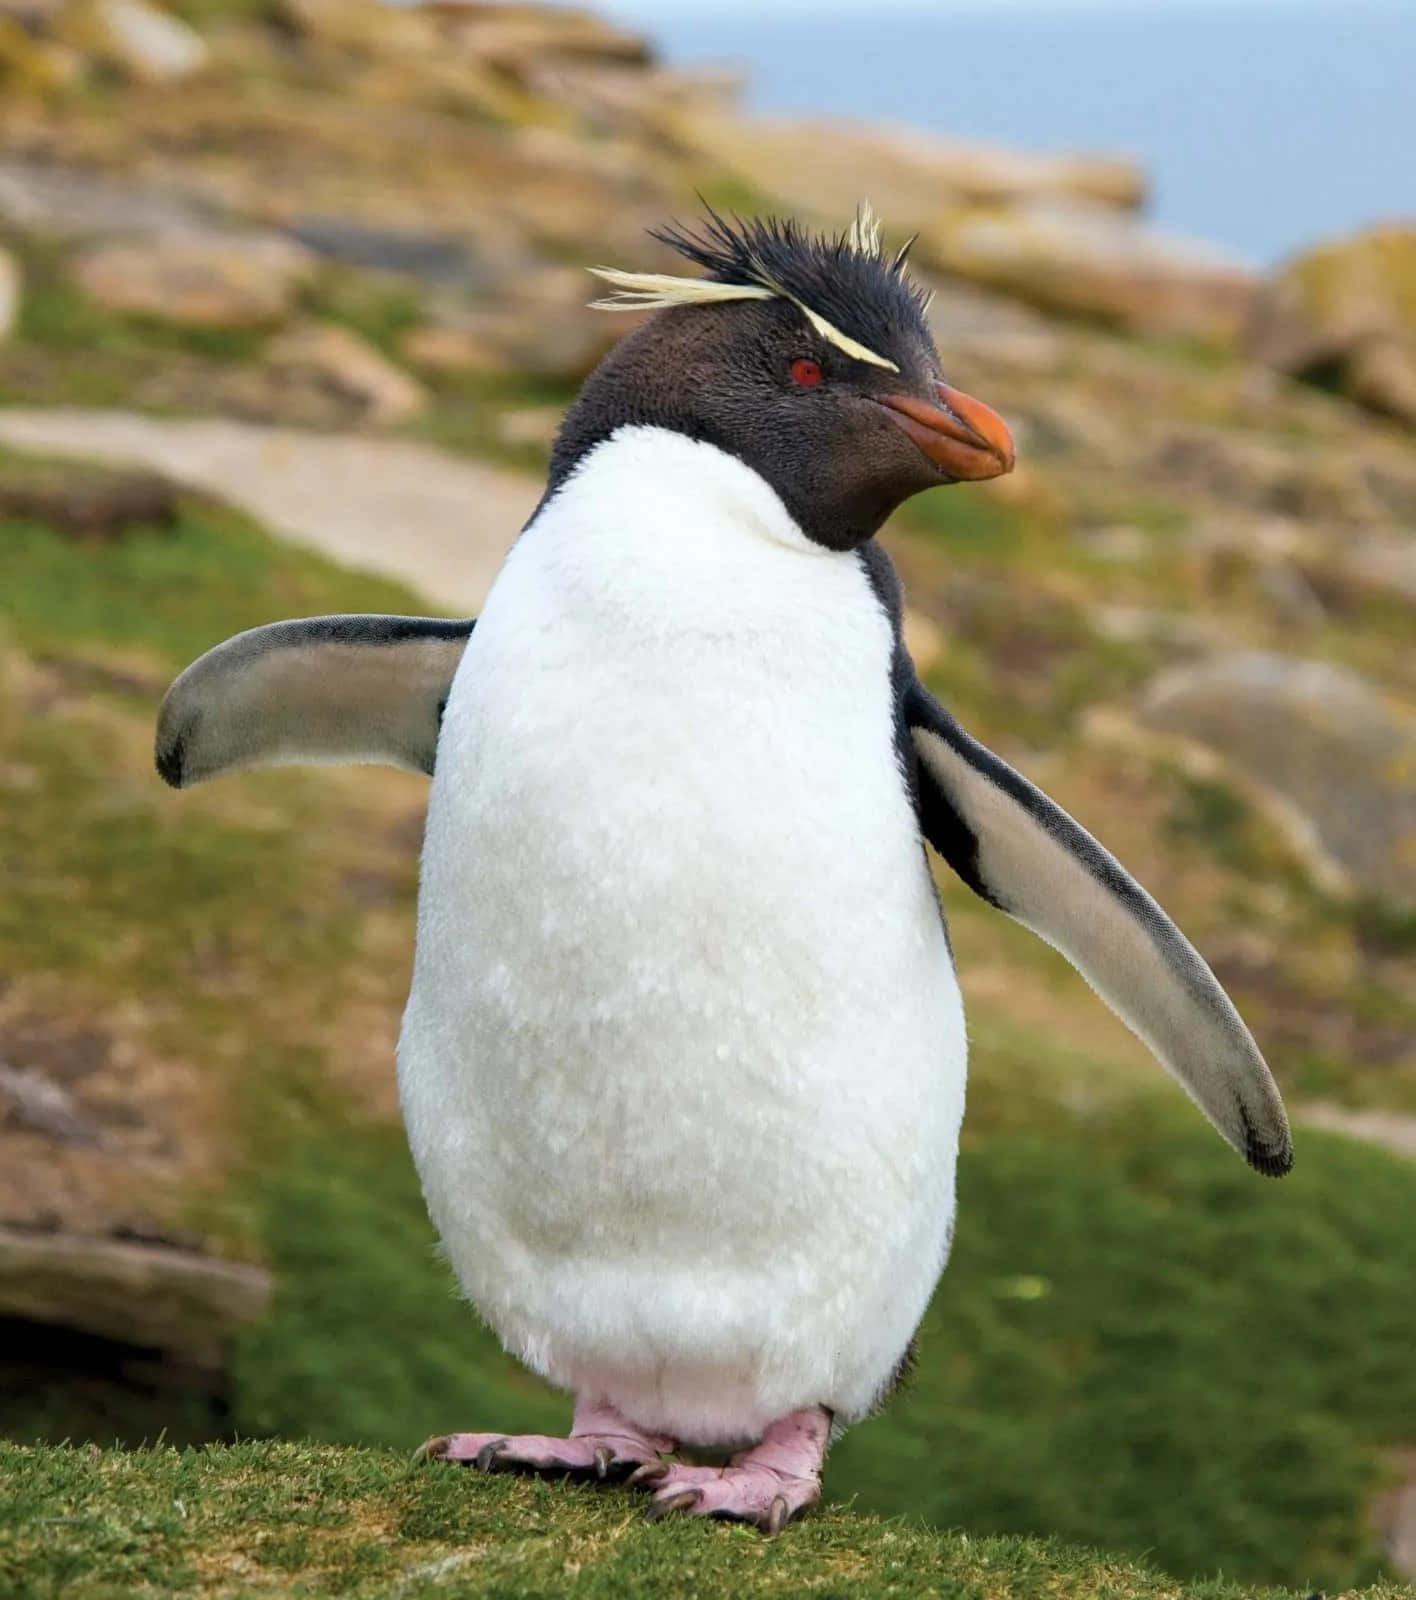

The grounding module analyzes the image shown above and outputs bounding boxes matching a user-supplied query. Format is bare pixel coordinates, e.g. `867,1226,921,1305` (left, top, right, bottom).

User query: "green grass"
900,481,1035,559
0,492,434,993
0,480,436,668
5,1440,1362,1600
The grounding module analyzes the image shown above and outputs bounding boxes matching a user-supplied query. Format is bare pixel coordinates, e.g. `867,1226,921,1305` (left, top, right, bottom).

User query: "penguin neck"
543,424,837,564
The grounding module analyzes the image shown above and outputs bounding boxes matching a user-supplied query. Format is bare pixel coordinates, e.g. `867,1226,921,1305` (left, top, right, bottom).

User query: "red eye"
791,357,823,387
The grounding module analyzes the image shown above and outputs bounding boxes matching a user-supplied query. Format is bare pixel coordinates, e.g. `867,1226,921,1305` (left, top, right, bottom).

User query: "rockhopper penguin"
155,207,1292,1533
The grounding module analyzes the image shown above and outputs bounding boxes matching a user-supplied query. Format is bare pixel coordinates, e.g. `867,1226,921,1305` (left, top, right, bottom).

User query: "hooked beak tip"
878,382,1015,482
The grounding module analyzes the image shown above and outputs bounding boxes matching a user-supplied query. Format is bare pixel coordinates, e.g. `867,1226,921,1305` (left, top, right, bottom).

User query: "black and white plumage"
155,208,1290,1528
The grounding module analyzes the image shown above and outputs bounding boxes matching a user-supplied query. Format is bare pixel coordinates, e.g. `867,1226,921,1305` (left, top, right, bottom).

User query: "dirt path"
1298,1103,1416,1161
0,409,542,613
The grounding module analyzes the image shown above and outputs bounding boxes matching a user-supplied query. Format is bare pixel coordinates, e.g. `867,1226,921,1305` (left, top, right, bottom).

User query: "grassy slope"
7,1440,1373,1600
4,464,1416,1596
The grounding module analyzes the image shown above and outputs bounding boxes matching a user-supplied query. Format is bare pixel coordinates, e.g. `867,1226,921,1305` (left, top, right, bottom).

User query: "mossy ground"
2,452,1415,1595
9,1439,1374,1600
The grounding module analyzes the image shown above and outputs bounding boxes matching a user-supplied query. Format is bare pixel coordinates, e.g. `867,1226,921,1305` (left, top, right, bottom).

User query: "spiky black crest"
650,207,934,370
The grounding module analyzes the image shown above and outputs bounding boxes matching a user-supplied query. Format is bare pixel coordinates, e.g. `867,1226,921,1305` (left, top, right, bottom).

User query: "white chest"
398,428,967,1438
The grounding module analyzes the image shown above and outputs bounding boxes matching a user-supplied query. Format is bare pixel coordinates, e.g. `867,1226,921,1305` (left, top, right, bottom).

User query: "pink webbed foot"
637,1406,830,1534
415,1400,674,1485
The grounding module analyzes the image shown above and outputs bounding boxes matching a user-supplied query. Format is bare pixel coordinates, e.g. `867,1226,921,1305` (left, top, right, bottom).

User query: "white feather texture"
846,200,882,256
398,427,967,1445
586,266,774,311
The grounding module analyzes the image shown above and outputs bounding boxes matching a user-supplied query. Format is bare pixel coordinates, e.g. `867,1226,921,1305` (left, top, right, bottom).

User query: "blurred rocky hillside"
1,1,1415,1583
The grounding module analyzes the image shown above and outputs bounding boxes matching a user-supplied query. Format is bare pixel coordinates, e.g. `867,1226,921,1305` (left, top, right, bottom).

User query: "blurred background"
0,0,1413,1590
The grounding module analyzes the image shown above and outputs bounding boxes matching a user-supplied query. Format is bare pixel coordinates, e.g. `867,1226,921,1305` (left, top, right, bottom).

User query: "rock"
0,1062,99,1145
678,113,1145,236
285,216,490,284
418,2,652,70
264,320,427,427
922,276,1063,375
1337,532,1416,606
0,452,179,537
1251,562,1327,630
1147,427,1380,522
923,201,1258,342
0,409,542,613
91,0,207,83
1091,605,1232,656
0,10,80,92
401,320,506,376
275,0,439,54
902,608,944,674
495,405,561,452
0,246,18,340
405,268,643,381
1372,1450,1416,1581
0,1225,271,1371
0,159,216,240
1140,652,1416,903
1345,337,1416,428
0,0,62,22
66,232,317,329
1250,226,1416,428
520,60,741,143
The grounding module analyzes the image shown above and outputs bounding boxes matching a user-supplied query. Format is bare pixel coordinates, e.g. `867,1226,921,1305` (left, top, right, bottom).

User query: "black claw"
473,1438,509,1472
646,1486,702,1522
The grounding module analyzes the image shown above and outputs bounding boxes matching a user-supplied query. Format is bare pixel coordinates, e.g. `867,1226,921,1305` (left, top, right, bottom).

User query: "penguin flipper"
905,679,1292,1177
155,615,473,788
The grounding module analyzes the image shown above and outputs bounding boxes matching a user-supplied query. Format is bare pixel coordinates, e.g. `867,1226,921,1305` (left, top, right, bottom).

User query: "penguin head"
552,206,1014,552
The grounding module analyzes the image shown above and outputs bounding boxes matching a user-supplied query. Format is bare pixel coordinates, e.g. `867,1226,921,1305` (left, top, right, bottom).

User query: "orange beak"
876,382,1015,481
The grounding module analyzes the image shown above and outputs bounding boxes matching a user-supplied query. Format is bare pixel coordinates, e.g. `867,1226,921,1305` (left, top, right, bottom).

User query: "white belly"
398,427,967,1443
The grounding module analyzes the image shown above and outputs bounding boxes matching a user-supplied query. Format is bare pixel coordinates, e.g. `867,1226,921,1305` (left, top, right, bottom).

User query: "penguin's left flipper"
155,615,473,788
906,679,1293,1177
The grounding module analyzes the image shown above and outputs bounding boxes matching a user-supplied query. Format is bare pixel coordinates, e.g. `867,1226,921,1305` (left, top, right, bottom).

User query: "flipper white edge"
906,680,1292,1176
155,614,474,788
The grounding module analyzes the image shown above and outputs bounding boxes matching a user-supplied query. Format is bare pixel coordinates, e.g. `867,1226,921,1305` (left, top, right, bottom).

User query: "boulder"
0,0,62,22
923,276,1063,374
1140,652,1416,903
0,451,179,537
922,201,1258,342
1345,336,1416,428
0,245,18,340
1337,532,1416,607
677,113,1145,234
1146,427,1381,522
0,159,214,240
264,320,427,427
66,232,318,329
90,0,207,84
404,267,644,381
404,304,620,381
1249,226,1416,426
275,0,440,55
0,1061,99,1144
0,10,80,92
0,1226,270,1372
401,319,507,377
494,405,561,452
417,2,652,71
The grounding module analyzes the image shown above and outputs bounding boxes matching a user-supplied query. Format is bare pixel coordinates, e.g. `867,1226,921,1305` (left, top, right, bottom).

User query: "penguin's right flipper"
156,615,473,788
906,678,1292,1177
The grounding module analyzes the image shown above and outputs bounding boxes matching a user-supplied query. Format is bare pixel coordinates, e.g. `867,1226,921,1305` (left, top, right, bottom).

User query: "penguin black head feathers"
549,205,1015,552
